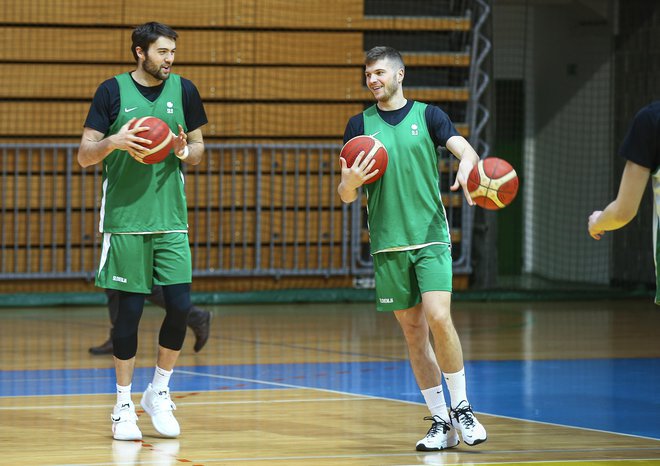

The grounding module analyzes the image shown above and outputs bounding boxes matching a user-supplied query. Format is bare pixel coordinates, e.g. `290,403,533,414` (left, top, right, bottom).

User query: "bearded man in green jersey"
78,22,207,441
338,46,488,451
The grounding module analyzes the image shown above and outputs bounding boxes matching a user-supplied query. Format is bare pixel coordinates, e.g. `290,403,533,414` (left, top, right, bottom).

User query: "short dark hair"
365,46,405,70
131,22,178,62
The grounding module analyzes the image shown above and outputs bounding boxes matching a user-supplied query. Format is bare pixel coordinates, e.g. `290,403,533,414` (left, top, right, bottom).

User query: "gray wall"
493,0,615,284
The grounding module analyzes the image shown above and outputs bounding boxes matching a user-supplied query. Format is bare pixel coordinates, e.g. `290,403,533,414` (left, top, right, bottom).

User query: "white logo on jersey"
166,101,174,114
411,124,419,136
379,298,394,304
124,107,138,113
112,275,127,283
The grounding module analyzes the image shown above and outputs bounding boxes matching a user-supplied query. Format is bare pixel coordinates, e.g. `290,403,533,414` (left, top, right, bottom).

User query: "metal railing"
455,0,492,273
0,143,474,281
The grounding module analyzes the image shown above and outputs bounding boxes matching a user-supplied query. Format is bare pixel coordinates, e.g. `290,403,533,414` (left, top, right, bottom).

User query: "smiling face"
138,36,176,82
365,57,404,104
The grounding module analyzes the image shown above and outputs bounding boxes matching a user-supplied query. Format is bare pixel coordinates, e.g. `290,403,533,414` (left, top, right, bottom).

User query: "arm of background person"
588,160,651,239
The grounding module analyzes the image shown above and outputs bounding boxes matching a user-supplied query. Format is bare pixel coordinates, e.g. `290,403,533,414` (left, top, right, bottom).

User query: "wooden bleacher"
0,0,473,294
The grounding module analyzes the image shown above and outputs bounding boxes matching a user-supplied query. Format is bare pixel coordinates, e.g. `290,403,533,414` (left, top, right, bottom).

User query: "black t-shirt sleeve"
425,104,460,148
181,77,208,132
83,76,208,134
343,114,364,144
83,78,119,134
619,103,660,171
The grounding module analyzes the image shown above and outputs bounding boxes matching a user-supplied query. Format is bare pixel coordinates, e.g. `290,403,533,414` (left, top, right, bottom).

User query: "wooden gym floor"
0,297,659,465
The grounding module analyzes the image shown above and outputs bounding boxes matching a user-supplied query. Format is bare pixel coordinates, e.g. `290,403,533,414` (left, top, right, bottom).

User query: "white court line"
4,369,659,443
176,369,660,443
397,459,660,466
101,451,660,466
176,368,427,406
0,396,371,410
50,452,660,466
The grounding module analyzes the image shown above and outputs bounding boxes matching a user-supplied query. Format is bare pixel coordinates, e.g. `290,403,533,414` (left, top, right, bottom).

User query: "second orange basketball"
467,157,519,210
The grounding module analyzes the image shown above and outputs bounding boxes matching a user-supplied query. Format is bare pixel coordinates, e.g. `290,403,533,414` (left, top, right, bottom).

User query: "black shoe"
189,311,211,353
89,338,113,355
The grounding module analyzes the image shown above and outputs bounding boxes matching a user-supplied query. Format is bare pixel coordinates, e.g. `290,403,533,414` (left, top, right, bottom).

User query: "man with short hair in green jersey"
338,46,488,451
78,22,207,441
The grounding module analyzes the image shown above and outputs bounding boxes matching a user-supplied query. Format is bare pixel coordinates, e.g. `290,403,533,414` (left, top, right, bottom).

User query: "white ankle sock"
443,369,468,409
152,366,173,390
116,383,132,405
421,385,450,421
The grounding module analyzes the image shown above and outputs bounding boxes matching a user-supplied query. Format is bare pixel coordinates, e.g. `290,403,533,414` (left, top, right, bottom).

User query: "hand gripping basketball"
128,116,174,164
340,135,389,185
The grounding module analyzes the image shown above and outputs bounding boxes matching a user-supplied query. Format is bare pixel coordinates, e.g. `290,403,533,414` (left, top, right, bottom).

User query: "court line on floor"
175,368,660,443
162,451,660,465
0,395,371,410
49,452,660,466
3,367,659,444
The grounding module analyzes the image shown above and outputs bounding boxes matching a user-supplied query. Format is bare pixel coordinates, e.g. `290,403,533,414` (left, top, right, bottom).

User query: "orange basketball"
467,157,519,210
129,116,174,164
340,135,388,184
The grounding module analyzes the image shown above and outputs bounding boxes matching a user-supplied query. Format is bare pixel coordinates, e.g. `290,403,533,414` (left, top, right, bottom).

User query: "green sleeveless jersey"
100,72,189,233
363,101,450,253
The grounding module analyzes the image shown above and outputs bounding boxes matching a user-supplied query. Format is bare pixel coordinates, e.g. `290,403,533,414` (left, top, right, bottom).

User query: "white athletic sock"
116,383,132,405
152,366,173,391
421,385,450,421
443,368,468,409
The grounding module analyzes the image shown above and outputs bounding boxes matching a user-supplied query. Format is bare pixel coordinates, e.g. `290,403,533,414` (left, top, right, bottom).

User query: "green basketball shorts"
372,243,453,312
96,232,192,293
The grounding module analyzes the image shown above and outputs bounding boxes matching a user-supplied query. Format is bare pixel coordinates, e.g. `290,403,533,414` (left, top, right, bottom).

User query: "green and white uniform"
96,72,192,293
100,72,188,233
363,102,451,253
360,102,453,311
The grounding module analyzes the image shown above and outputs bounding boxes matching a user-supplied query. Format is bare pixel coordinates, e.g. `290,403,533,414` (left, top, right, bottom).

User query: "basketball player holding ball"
338,46,487,451
78,22,207,441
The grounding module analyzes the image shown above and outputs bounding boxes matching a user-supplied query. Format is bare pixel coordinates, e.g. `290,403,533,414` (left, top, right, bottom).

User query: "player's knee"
159,308,189,349
112,291,146,359
162,283,192,324
159,283,192,350
112,332,139,359
158,324,187,350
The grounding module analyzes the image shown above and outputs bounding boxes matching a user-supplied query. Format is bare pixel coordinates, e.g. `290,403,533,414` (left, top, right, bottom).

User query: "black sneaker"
89,338,113,355
188,309,212,353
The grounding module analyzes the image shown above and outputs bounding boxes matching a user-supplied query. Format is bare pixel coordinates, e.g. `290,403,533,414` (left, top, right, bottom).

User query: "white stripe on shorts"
98,233,112,275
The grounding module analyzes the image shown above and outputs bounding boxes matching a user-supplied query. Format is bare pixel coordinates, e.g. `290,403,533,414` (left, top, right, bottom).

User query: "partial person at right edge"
588,101,660,303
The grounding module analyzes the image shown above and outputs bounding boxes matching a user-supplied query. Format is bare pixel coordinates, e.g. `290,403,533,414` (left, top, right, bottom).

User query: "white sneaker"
111,401,142,441
415,415,460,451
450,401,487,446
140,383,180,438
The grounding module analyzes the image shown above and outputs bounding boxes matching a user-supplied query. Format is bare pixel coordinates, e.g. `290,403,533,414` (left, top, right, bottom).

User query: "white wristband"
176,145,189,160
